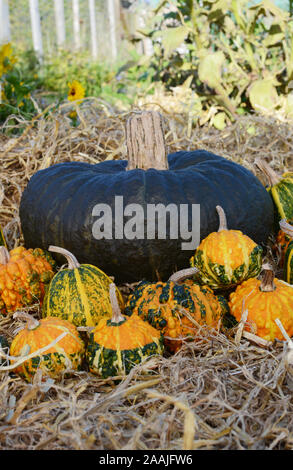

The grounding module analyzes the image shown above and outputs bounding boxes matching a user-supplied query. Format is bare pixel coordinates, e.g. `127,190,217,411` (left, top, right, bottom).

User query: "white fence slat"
0,0,11,45
89,0,98,59
54,0,66,48
107,0,117,61
29,0,43,60
72,0,80,50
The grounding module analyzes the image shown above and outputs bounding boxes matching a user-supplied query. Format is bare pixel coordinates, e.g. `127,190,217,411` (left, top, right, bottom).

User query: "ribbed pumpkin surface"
86,314,164,378
229,277,293,341
0,247,56,314
10,317,85,382
125,280,224,352
190,230,263,290
42,264,124,327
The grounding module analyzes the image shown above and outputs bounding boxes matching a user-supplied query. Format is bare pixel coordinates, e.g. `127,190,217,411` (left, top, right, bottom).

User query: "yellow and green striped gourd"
280,219,293,284
42,246,124,327
256,159,293,222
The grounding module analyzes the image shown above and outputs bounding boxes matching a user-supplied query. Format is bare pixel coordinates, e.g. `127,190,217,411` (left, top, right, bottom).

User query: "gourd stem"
109,284,124,323
255,158,280,186
259,263,276,292
0,246,10,265
279,219,293,238
216,205,228,231
168,267,199,283
126,111,169,171
13,312,40,330
48,246,80,269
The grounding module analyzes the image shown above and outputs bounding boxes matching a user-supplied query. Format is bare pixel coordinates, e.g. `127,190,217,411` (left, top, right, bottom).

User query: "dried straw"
0,99,293,450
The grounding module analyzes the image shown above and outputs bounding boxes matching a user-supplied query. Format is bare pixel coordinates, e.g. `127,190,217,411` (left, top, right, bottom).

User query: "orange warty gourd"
0,246,56,315
125,267,225,352
10,313,85,382
229,264,293,342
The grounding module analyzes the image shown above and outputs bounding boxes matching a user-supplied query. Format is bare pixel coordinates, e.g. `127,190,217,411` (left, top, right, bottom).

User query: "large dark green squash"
19,112,274,283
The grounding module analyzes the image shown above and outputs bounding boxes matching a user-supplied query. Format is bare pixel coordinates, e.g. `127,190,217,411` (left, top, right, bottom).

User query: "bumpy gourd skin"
42,264,124,327
190,230,263,290
10,317,85,382
229,277,293,341
0,247,56,314
86,314,164,378
125,280,224,352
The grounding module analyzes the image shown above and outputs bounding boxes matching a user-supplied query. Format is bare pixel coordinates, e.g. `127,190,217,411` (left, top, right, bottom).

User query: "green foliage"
0,44,40,125
139,0,293,126
3,1,293,130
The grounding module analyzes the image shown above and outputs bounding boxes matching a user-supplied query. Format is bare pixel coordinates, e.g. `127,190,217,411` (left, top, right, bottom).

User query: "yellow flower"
67,80,85,101
0,43,16,77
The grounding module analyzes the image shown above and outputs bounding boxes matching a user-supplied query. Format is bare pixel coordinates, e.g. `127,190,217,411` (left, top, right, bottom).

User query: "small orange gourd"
229,264,293,342
9,313,85,382
87,284,164,378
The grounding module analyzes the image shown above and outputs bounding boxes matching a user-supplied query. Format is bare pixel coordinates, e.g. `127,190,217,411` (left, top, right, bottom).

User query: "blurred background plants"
136,0,293,128
1,0,293,131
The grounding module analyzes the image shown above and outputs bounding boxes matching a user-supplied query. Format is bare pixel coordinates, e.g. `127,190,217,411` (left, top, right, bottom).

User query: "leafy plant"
137,0,293,127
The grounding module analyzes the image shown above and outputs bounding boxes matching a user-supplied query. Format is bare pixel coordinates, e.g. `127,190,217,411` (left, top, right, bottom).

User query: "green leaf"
248,78,279,112
198,51,225,88
153,26,189,58
262,32,284,47
212,112,227,130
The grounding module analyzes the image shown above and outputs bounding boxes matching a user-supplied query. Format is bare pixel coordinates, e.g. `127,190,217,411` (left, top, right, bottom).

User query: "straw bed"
0,99,293,450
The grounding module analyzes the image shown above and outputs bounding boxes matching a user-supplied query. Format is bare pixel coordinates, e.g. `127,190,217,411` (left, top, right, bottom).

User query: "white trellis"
0,0,11,45
29,0,43,60
89,0,98,59
2,0,150,62
107,0,117,61
54,0,66,48
72,0,81,50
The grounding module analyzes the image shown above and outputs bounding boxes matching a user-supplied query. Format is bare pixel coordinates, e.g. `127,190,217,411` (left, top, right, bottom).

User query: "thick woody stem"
13,312,40,330
49,246,80,269
259,263,276,292
279,219,293,238
216,205,228,231
255,158,280,186
168,267,199,283
0,246,10,265
126,111,168,170
109,284,124,323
